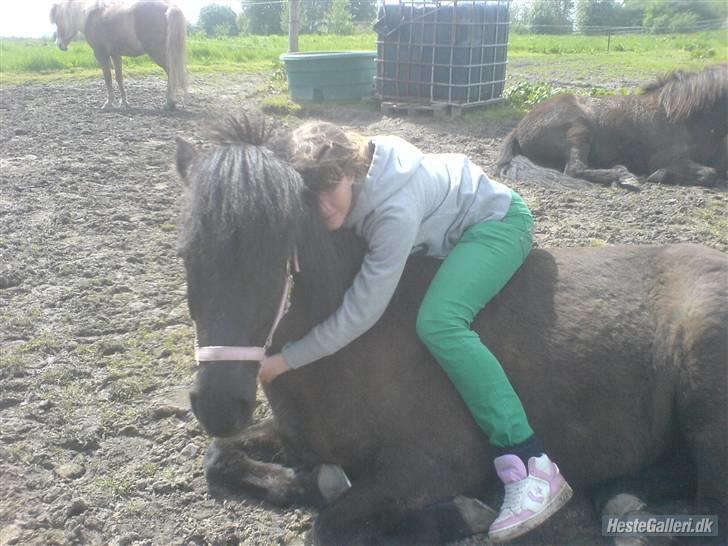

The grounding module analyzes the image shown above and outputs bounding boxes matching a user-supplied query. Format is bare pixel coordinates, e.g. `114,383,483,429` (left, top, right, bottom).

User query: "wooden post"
289,0,300,53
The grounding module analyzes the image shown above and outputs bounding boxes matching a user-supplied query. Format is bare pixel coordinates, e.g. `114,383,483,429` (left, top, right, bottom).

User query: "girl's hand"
259,353,290,384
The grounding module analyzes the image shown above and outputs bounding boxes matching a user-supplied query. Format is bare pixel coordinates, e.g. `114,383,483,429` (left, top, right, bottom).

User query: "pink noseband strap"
195,346,265,362
195,250,300,364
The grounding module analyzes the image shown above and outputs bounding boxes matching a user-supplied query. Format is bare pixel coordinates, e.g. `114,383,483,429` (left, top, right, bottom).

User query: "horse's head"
50,0,86,51
176,115,304,437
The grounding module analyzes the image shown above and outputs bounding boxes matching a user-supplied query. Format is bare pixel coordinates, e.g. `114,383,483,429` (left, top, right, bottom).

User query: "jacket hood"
345,135,423,227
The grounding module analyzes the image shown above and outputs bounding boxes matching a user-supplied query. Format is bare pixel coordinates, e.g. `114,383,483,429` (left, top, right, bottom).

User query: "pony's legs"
563,123,641,191
95,54,115,110
111,55,129,108
203,425,350,508
233,417,284,461
593,447,700,545
312,448,492,545
147,50,176,111
165,71,176,111
646,159,719,187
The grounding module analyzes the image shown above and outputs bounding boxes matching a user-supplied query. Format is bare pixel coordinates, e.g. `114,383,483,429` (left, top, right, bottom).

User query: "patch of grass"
17,334,64,355
502,80,631,112
0,352,31,370
694,200,728,241
463,101,522,123
0,328,64,368
47,381,96,420
509,30,726,59
96,476,136,498
121,499,149,517
503,81,565,111
261,94,303,116
97,404,145,431
4,443,33,464
0,33,377,81
140,462,158,477
3,31,724,90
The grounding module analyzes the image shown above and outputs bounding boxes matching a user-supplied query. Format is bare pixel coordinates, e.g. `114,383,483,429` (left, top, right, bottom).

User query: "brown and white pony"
50,0,188,110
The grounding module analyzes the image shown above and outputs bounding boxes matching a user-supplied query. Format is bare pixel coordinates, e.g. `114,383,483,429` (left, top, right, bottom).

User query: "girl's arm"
281,208,419,369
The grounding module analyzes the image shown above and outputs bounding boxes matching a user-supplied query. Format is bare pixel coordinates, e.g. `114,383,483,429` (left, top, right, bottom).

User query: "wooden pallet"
380,101,450,119
380,99,504,119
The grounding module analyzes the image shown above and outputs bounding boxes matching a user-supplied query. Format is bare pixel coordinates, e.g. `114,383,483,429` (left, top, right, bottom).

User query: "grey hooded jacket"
281,135,512,369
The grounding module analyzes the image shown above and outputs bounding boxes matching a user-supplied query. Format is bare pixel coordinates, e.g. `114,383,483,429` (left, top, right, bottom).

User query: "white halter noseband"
194,252,299,364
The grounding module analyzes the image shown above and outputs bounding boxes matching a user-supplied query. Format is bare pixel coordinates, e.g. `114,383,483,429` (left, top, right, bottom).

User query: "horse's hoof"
164,101,177,111
696,167,718,187
620,179,641,192
100,101,114,111
315,464,351,504
121,101,130,109
647,169,668,184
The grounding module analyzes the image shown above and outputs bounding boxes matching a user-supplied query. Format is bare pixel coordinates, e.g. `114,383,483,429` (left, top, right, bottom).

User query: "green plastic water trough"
280,51,376,101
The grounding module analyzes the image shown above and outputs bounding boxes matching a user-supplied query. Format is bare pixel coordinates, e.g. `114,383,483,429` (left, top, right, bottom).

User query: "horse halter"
194,251,300,364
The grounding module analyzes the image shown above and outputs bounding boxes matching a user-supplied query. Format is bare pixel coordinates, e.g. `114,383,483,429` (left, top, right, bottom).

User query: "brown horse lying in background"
496,64,727,190
50,0,187,110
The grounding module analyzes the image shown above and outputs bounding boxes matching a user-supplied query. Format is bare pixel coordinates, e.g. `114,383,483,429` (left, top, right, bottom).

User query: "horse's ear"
175,137,197,184
50,4,57,24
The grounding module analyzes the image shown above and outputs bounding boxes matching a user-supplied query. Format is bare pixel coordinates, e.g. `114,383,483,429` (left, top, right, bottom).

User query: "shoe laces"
500,478,530,515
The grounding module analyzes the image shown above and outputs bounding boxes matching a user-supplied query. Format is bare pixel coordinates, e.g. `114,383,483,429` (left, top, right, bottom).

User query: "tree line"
512,0,727,34
195,1,378,37
194,0,728,38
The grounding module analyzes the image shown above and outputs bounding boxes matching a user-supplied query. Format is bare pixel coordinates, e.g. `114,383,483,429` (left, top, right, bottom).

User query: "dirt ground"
1,67,726,546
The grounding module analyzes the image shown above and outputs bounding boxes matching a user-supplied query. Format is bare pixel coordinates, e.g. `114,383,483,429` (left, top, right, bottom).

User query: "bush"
324,1,355,35
198,4,239,37
504,81,564,110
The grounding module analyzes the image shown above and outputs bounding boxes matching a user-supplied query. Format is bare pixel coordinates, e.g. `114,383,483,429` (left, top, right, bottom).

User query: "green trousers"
416,192,534,448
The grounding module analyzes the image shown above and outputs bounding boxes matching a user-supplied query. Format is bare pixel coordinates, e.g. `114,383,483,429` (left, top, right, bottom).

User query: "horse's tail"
166,5,188,99
494,129,521,175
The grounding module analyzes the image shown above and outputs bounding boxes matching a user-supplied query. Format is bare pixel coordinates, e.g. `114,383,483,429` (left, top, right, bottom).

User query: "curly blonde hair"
289,121,373,192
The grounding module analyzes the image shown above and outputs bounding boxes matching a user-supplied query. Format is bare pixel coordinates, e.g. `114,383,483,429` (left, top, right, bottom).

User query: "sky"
0,0,242,39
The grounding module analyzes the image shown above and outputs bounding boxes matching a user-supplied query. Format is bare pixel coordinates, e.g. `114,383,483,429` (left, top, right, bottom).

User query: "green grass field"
1,30,725,85
0,33,380,84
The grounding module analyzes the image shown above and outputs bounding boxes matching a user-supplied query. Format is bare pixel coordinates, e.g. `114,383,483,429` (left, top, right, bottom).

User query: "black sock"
495,434,544,468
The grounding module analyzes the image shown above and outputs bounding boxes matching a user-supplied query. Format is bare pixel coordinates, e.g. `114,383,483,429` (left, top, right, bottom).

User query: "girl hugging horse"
258,121,573,543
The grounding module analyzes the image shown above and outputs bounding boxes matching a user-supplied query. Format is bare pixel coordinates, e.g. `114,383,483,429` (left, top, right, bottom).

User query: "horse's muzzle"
189,361,258,437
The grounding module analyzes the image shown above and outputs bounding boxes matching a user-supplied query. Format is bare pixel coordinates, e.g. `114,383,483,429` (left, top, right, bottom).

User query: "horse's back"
85,1,170,57
474,244,727,484
278,243,726,489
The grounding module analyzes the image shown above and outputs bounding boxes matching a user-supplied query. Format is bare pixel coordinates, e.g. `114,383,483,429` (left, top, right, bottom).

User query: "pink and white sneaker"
488,453,573,543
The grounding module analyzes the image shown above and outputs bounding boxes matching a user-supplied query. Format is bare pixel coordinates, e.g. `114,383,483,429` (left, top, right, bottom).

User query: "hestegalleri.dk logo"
602,515,718,537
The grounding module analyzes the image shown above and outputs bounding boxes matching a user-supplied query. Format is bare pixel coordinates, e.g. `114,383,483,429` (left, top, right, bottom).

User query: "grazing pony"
50,0,187,110
496,64,728,190
175,115,727,545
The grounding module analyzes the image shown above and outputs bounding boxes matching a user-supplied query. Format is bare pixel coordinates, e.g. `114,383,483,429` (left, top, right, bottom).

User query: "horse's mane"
50,0,90,27
178,113,356,318
641,63,728,122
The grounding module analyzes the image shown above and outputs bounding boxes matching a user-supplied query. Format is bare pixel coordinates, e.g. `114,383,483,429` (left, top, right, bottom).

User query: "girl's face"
318,175,355,231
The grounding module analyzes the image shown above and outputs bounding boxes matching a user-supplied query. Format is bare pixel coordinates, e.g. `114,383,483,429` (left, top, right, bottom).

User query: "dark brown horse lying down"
175,117,727,545
50,0,187,110
496,64,727,190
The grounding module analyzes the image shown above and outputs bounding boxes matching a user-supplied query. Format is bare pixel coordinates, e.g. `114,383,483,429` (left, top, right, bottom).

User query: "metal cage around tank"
374,0,511,106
